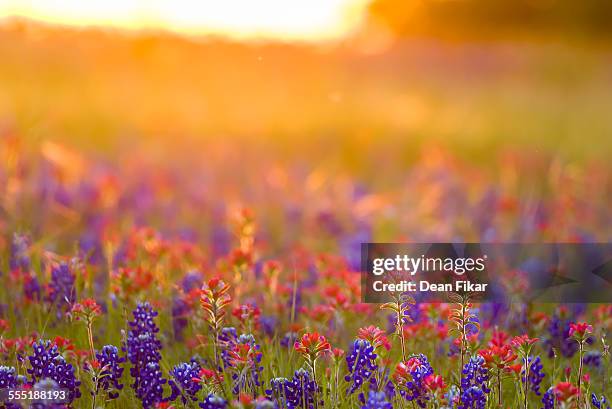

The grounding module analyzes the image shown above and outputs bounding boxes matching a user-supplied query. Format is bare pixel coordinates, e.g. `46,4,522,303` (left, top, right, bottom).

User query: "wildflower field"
1,20,612,409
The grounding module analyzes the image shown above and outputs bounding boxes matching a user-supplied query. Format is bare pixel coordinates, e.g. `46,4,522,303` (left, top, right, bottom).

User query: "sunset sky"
0,0,371,41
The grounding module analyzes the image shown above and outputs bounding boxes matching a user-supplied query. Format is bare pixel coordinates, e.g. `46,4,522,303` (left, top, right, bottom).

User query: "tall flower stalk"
200,277,232,366
380,292,414,362
511,334,539,409
569,322,593,407
448,293,479,401
69,298,102,361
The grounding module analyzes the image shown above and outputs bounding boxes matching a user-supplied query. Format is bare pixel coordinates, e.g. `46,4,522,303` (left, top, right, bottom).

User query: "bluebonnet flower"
137,362,166,408
125,302,166,408
219,326,238,344
95,345,124,399
541,387,555,409
459,386,486,409
46,262,76,310
280,332,298,348
592,394,611,409
545,314,578,358
30,378,66,409
266,377,290,406
218,327,238,368
461,356,490,393
583,351,602,368
361,390,392,409
172,296,189,340
181,271,203,292
0,366,24,409
200,393,227,409
260,315,278,337
340,224,371,272
130,302,160,334
254,399,278,409
266,369,321,409
126,332,162,371
386,305,417,334
284,368,320,409
10,233,31,272
11,234,39,301
27,340,81,403
394,354,434,408
0,366,22,388
227,334,263,394
24,273,42,301
345,339,378,394
168,361,202,404
522,356,545,396
442,385,460,409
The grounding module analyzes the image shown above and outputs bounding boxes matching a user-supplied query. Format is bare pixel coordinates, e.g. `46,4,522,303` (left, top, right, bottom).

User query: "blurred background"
0,1,610,246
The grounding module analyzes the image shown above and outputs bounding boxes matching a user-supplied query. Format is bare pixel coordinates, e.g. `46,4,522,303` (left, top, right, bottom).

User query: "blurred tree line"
367,0,612,38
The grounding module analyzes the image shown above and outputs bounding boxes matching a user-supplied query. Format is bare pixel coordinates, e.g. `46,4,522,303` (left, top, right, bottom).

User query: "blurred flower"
423,374,446,397
70,298,102,321
200,393,227,409
10,233,31,273
232,303,261,333
280,332,298,348
569,322,593,340
259,315,278,337
361,389,392,409
554,382,579,402
46,262,76,312
172,296,190,340
592,394,611,409
511,334,539,349
545,314,580,358
583,351,602,368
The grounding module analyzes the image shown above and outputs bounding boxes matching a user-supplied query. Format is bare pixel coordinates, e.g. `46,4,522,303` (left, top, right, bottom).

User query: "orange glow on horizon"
0,0,371,41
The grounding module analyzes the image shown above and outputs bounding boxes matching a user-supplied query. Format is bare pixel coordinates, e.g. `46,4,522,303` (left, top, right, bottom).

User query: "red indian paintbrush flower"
510,334,539,349
331,347,345,362
0,319,9,333
478,344,517,369
423,374,446,392
200,277,232,333
294,332,331,360
554,382,580,402
200,277,232,366
358,325,391,351
232,303,260,332
70,298,102,320
294,332,331,376
568,322,593,339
